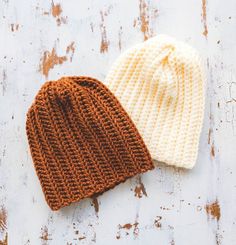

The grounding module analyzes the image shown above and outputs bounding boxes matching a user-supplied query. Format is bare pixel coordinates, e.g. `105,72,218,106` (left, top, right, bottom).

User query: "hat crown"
33,77,94,108
118,35,201,100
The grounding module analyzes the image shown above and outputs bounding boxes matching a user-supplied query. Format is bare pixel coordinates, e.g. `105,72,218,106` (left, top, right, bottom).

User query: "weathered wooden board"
0,0,236,244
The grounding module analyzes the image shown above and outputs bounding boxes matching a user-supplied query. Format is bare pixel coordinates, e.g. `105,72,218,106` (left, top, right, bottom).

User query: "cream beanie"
105,34,205,169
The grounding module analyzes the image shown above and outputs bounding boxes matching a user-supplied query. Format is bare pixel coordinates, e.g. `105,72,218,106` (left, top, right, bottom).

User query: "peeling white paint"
0,0,236,244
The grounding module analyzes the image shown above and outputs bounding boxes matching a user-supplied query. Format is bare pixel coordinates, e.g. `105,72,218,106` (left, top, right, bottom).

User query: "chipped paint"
170,239,175,245
139,0,149,40
100,11,109,53
51,2,67,26
205,200,222,244
0,206,7,234
40,226,51,244
210,144,215,158
122,223,132,230
51,2,62,17
39,47,67,77
91,196,99,214
10,23,19,32
201,0,208,37
1,70,7,96
208,128,212,144
116,222,139,239
134,0,158,40
160,206,171,211
208,127,215,158
66,42,75,62
0,206,7,245
205,200,221,221
118,26,122,51
0,234,7,245
90,22,94,33
133,222,139,238
91,232,96,243
40,42,75,77
215,231,222,245
154,216,162,228
197,205,202,211
134,176,147,198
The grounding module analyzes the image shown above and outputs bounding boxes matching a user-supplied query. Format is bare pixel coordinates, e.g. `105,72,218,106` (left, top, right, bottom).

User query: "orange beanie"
26,76,153,210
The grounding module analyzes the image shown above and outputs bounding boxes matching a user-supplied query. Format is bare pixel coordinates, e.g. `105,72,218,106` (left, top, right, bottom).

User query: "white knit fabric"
105,34,205,169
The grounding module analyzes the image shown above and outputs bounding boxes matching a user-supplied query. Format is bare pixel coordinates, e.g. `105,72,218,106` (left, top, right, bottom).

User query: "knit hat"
26,76,153,210
105,35,205,169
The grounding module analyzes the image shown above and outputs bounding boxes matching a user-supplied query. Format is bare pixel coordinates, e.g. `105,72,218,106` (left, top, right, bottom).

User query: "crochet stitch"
105,34,205,169
26,76,153,210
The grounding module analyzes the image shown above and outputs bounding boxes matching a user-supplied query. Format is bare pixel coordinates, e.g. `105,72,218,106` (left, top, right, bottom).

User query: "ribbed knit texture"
26,76,154,210
105,35,205,169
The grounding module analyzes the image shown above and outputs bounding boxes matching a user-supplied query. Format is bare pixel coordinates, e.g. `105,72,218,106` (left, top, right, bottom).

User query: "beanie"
105,35,205,169
26,76,153,210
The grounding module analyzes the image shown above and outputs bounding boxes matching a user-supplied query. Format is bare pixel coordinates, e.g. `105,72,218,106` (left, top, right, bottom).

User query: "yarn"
105,35,205,169
26,76,153,210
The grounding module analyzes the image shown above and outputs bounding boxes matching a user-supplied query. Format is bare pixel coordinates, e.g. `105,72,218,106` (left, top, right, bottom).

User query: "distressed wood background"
0,0,236,244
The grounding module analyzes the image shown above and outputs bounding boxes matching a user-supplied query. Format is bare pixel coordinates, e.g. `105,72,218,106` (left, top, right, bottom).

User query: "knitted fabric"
105,35,205,169
26,76,153,210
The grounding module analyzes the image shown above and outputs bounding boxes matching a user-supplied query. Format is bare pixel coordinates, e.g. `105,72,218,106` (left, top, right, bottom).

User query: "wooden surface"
0,0,236,244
